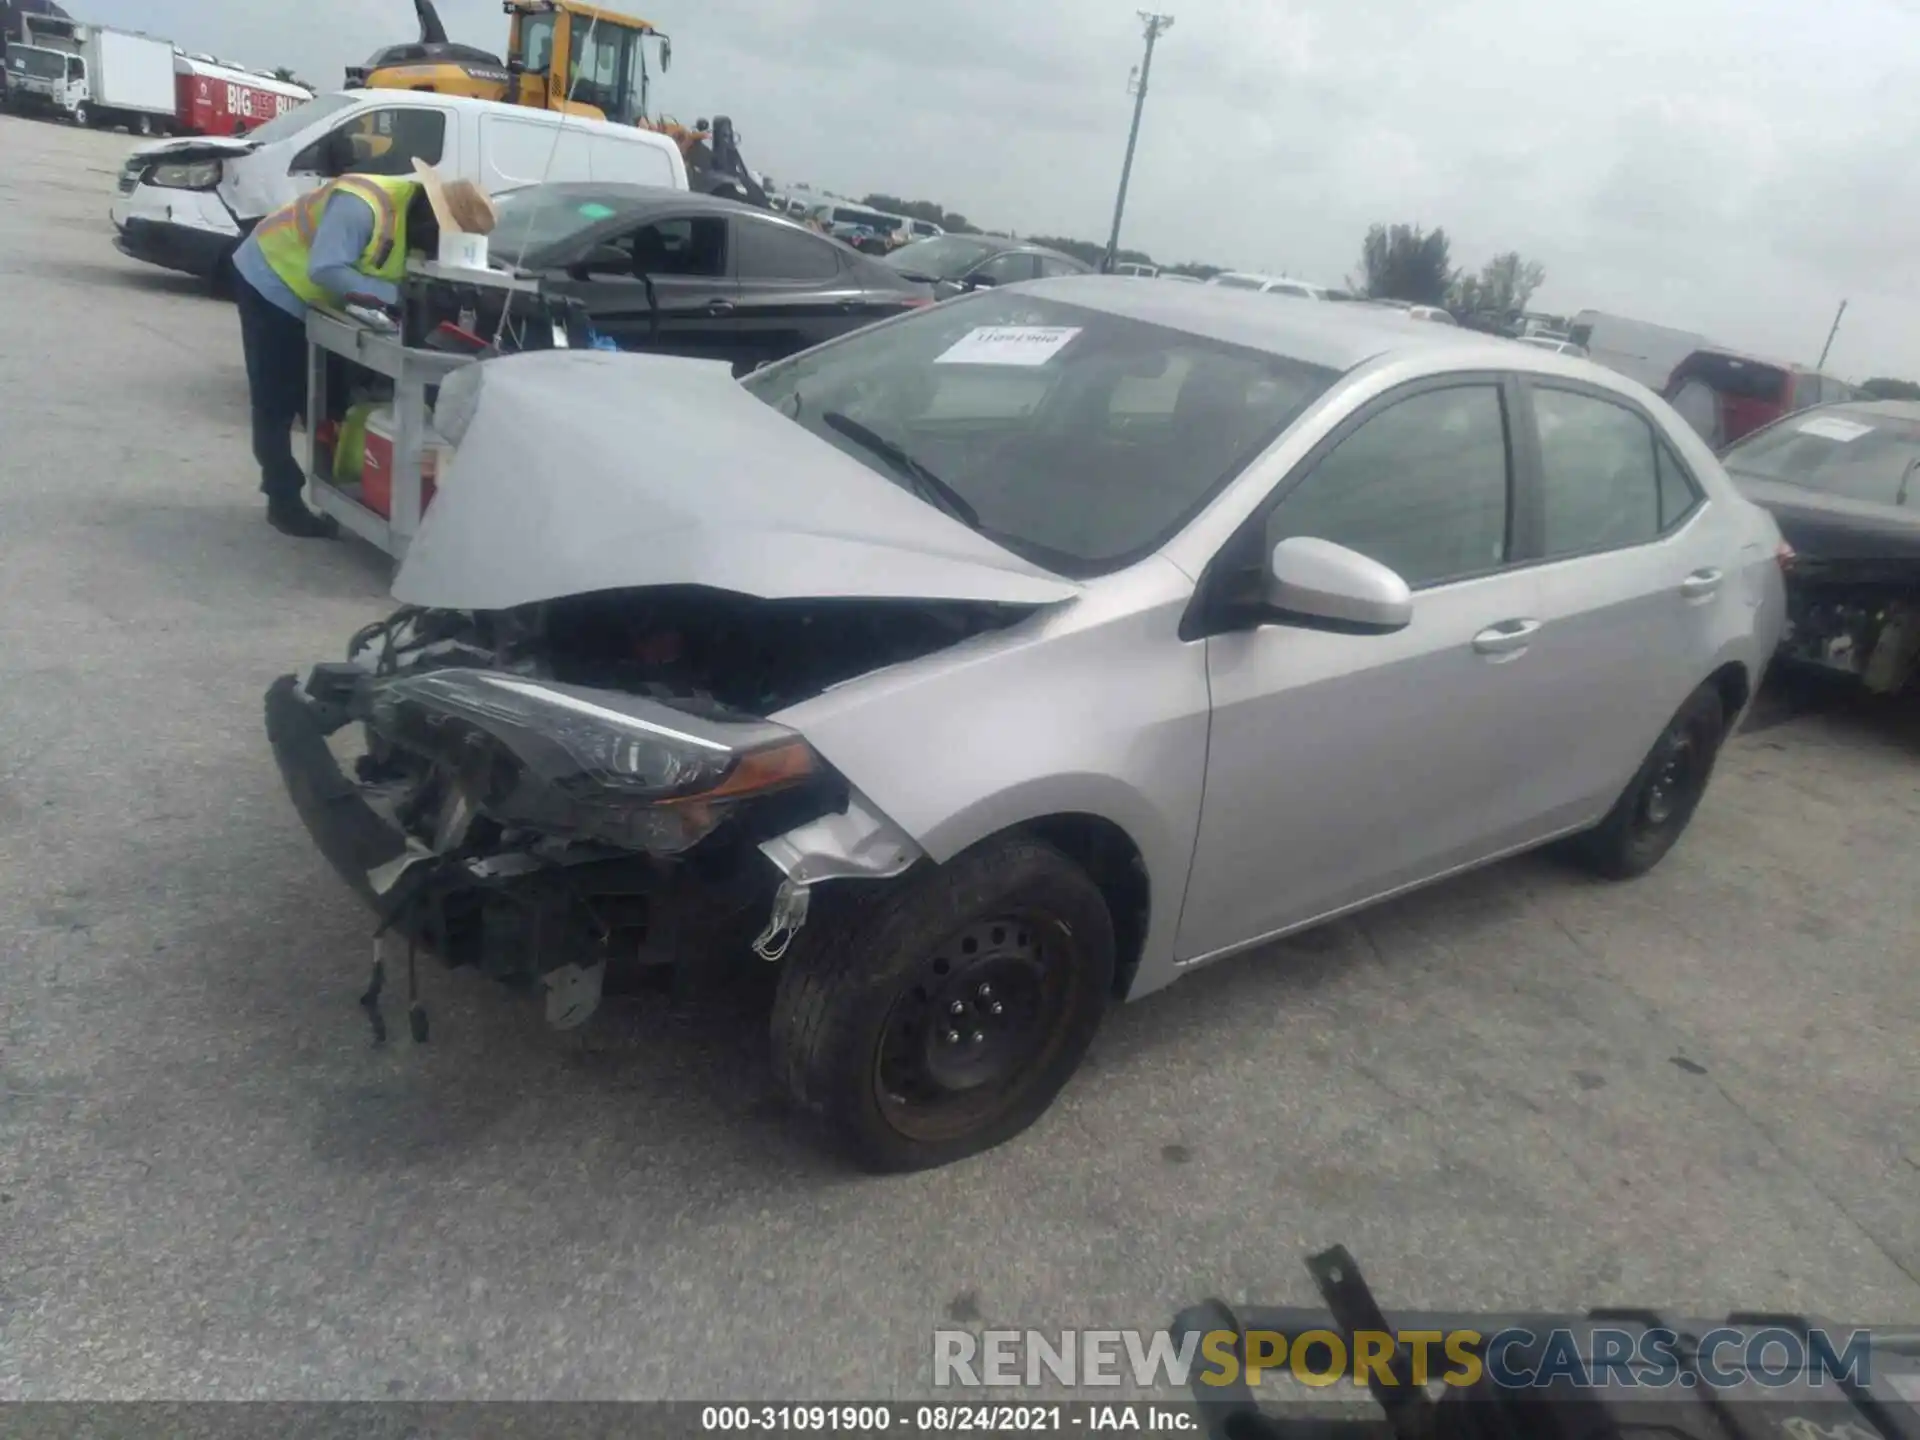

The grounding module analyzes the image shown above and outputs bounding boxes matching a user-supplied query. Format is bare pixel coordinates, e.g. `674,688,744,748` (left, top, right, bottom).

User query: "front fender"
773,559,1210,1001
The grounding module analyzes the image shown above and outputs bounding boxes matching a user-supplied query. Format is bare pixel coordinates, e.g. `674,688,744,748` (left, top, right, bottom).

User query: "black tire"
771,833,1115,1173
1566,681,1726,880
135,113,154,137
70,103,90,128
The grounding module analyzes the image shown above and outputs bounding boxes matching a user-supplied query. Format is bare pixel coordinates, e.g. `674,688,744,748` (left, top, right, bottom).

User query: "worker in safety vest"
228,165,496,536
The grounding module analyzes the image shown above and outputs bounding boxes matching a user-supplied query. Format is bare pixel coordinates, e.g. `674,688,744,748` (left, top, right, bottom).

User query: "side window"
628,215,727,278
1534,387,1661,557
298,108,446,178
1657,441,1702,530
972,252,1039,285
1037,255,1082,278
734,219,842,281
1267,384,1511,588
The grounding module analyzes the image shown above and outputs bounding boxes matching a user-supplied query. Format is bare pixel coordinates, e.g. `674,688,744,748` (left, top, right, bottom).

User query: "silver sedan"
267,278,1789,1172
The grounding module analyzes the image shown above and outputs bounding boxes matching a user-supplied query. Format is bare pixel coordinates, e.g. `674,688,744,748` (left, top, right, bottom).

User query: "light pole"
1817,299,1848,371
1102,11,1173,274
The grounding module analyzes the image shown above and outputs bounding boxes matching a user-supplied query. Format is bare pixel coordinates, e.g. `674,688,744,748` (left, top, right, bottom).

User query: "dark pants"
234,274,309,504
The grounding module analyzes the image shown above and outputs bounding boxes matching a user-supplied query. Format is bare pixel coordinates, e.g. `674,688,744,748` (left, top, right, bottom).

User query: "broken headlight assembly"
367,669,821,855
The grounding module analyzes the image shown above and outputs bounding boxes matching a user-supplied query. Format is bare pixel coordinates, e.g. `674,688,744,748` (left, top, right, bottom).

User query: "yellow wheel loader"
346,0,769,207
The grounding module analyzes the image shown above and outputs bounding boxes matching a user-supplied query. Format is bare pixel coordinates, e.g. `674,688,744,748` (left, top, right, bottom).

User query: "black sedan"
1720,399,1920,693
488,184,933,373
880,234,1091,299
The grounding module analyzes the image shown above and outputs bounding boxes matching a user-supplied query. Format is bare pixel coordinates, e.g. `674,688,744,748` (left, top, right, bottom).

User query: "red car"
1663,348,1861,451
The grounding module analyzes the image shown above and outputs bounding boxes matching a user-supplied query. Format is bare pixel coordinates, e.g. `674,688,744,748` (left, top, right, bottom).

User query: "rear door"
1486,378,1731,846
728,215,890,370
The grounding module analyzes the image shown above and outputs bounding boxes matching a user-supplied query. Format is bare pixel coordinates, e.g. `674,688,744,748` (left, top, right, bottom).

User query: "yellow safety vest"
253,174,420,308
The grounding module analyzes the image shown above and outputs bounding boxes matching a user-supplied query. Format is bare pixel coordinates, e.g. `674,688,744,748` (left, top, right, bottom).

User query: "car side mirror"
1265,536,1412,633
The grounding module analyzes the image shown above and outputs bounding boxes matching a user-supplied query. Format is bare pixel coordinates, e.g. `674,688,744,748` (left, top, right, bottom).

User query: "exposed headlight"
148,159,223,190
370,669,821,854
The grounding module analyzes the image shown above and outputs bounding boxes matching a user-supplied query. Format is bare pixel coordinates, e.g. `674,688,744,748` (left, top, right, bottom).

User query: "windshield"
741,291,1340,576
882,234,996,279
10,48,67,80
241,90,342,145
1721,407,1920,506
489,186,642,265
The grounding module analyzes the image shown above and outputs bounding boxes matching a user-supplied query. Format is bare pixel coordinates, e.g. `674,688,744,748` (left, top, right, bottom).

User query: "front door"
556,213,740,365
1176,378,1545,962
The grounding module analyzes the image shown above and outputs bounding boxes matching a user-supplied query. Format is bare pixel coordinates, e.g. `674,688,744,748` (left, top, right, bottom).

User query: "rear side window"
1037,255,1083,278
1534,388,1662,557
1657,441,1702,529
1268,384,1512,588
734,218,842,281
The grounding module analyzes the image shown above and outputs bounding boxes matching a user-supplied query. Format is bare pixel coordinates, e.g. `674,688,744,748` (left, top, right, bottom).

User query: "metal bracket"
751,878,811,962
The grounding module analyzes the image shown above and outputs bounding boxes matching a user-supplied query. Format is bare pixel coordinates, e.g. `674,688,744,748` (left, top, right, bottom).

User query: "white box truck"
5,15,175,135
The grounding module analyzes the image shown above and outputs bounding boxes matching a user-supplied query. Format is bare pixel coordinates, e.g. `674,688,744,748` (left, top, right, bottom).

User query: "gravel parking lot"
1,114,1916,1402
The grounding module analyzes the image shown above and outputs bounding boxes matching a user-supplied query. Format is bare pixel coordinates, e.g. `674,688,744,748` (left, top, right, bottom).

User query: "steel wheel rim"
872,911,1078,1143
1641,725,1699,829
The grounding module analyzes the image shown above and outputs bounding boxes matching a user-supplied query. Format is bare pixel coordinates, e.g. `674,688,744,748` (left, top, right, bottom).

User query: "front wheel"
771,834,1115,1173
70,103,90,128
134,113,154,136
1565,681,1726,879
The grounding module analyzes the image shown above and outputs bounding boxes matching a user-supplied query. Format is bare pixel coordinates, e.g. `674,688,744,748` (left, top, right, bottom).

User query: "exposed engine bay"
267,586,1032,1032
1779,559,1920,694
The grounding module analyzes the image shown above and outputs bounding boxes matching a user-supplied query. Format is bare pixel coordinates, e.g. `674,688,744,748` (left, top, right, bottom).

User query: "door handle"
1680,568,1723,600
1472,618,1542,656
705,299,736,314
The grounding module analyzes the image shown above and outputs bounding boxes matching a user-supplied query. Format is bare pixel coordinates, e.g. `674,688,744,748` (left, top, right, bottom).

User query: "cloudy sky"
78,0,1920,379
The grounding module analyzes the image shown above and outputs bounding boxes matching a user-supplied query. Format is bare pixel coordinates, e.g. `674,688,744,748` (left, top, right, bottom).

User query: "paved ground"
1,114,1916,1403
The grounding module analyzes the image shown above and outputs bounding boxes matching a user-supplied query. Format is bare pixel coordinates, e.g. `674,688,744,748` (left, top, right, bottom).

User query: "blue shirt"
232,190,404,318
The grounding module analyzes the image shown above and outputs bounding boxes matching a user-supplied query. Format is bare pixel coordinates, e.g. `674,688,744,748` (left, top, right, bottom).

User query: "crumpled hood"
130,135,257,164
392,350,1079,611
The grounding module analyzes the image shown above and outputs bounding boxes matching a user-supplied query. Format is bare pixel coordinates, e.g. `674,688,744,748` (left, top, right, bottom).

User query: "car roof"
1022,275,1552,372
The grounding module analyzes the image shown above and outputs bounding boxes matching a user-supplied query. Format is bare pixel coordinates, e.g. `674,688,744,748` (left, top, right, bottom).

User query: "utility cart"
303,261,552,562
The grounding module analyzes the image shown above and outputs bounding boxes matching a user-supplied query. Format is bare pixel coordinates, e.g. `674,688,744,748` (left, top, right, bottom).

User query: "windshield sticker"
936,326,1083,367
1796,416,1872,443
576,202,618,220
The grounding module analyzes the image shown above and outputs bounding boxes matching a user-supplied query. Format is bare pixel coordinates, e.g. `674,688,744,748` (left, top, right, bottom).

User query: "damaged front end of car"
264,587,1033,1032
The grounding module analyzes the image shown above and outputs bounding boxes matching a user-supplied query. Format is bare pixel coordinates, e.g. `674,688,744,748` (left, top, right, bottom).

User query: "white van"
108,90,689,287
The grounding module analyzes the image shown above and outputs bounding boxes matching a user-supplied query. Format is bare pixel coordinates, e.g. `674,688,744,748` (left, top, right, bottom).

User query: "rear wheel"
771,834,1114,1172
134,113,154,136
1566,681,1726,879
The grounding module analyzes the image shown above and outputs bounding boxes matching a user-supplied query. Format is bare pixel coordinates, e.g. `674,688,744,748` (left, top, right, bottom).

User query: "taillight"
1775,541,1797,574
901,296,935,309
